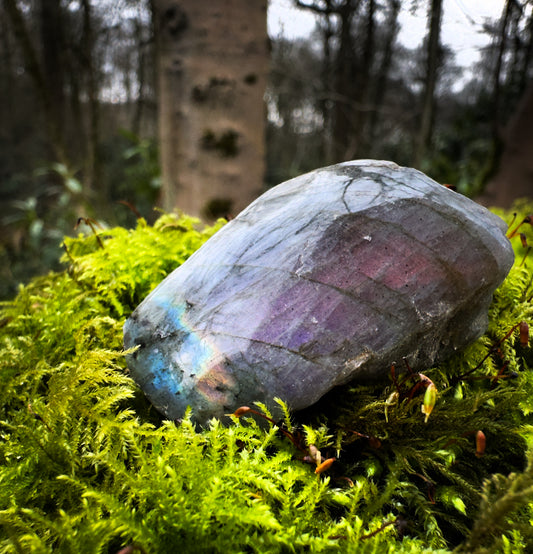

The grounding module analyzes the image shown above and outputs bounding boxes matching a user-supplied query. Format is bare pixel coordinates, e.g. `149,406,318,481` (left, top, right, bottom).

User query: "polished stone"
123,160,515,424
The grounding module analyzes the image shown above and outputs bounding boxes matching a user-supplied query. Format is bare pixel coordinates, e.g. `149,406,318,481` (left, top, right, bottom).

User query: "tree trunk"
413,0,442,168
367,0,400,155
477,0,526,192
4,0,68,164
39,0,66,154
152,0,269,219
0,5,15,131
347,0,374,158
519,9,533,94
478,81,533,208
492,0,513,143
331,1,358,162
317,12,335,164
81,0,100,194
132,17,147,136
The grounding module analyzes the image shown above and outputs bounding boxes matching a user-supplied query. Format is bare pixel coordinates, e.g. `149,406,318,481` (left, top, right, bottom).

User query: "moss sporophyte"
0,204,532,553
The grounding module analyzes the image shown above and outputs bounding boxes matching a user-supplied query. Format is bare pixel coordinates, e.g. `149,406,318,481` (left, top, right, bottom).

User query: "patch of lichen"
0,206,532,553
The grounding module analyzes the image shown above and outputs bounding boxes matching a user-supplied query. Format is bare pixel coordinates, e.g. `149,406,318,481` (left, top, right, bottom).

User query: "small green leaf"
451,496,467,515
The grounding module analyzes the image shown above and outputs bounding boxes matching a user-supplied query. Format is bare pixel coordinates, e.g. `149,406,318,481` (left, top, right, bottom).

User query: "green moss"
0,206,532,553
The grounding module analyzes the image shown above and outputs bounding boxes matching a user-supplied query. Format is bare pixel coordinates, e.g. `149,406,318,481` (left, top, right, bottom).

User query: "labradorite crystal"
123,160,514,423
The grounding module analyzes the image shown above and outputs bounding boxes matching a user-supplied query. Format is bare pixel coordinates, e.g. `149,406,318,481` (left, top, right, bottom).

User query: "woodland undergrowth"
0,205,532,554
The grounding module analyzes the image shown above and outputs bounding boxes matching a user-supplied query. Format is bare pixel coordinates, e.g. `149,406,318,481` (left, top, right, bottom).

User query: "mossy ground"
0,207,532,553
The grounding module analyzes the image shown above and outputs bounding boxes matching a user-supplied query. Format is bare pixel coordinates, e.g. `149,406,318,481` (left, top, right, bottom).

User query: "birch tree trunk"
153,0,269,219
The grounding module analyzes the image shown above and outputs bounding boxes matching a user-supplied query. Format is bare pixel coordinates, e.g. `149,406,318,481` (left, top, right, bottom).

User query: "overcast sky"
268,0,506,70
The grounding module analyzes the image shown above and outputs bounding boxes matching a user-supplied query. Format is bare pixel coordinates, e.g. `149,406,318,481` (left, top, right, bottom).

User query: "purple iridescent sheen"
123,160,514,423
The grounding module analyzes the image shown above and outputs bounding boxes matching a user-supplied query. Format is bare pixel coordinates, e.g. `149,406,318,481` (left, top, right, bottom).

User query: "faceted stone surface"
123,160,515,424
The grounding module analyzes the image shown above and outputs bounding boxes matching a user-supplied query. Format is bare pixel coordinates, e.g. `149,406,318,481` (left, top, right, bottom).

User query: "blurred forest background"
1,0,533,300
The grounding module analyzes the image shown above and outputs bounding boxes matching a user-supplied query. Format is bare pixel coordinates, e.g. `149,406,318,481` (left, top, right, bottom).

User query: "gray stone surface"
123,160,515,424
